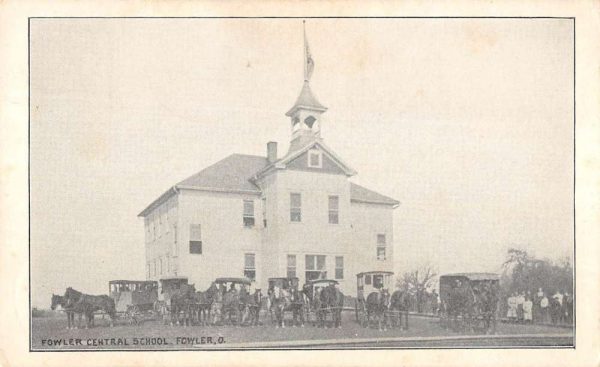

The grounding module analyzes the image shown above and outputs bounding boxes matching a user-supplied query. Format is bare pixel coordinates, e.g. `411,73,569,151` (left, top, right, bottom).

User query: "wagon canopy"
439,273,499,282
305,279,339,286
268,277,299,290
356,271,394,278
215,277,252,285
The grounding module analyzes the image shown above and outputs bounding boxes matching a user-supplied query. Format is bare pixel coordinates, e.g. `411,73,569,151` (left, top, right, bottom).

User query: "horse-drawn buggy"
212,277,256,326
302,279,344,328
354,271,409,330
156,277,197,326
108,280,159,325
439,272,500,333
267,277,304,327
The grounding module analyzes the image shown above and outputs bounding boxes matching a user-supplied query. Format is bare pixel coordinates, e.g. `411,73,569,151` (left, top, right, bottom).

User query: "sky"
29,18,574,308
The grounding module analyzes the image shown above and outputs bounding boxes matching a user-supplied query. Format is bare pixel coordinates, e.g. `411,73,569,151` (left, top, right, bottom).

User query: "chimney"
267,141,278,163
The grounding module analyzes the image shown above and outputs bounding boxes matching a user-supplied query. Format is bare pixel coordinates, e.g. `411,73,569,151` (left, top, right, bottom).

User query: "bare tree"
396,264,437,313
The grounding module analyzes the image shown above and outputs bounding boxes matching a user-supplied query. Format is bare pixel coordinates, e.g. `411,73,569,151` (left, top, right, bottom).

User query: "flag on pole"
304,22,314,81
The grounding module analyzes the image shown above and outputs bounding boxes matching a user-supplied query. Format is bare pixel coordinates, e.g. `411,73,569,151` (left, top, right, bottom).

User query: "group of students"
506,288,573,325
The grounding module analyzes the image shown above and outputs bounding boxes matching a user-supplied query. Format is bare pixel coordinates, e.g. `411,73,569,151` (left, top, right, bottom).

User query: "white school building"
138,36,399,295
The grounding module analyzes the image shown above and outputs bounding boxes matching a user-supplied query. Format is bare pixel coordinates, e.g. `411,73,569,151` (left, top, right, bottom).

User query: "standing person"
553,290,564,324
507,293,517,322
516,292,525,323
540,293,549,324
563,292,573,324
523,296,533,324
534,288,544,323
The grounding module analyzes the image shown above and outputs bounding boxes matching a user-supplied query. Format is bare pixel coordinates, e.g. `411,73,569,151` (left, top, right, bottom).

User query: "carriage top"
356,271,394,278
214,277,252,285
108,280,158,293
439,272,499,283
268,277,299,290
305,279,339,286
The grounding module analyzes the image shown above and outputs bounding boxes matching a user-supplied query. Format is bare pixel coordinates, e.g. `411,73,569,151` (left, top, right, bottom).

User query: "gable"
286,149,347,175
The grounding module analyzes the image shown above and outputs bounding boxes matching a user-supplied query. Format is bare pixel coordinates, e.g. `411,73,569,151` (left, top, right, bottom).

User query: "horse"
63,287,116,328
474,283,499,334
320,284,344,329
302,284,324,327
443,284,476,332
241,289,263,326
269,286,304,328
388,290,411,330
51,294,83,329
169,284,196,327
210,288,224,325
192,283,217,326
364,289,390,331
222,289,242,326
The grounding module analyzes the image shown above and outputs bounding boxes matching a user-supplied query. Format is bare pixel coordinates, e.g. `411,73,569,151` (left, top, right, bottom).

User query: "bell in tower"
286,22,327,153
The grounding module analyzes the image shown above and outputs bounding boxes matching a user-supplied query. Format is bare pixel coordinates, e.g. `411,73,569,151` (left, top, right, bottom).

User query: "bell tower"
286,21,327,152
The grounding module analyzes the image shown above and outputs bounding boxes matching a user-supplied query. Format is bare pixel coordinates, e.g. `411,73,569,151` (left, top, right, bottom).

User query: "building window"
157,211,162,238
244,253,256,281
146,263,150,279
189,224,202,254
173,224,178,256
243,200,255,227
151,216,156,241
328,195,339,224
166,255,171,274
165,206,171,233
308,149,322,168
290,193,302,222
145,218,150,240
159,257,163,275
153,259,157,277
287,255,296,278
262,197,267,227
335,256,344,279
305,255,326,281
377,234,386,261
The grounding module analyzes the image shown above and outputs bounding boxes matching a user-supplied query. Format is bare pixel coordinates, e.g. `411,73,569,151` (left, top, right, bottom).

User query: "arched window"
292,117,300,132
304,115,317,129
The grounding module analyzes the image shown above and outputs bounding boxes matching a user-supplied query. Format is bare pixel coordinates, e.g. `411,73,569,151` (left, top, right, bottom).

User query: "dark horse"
269,286,305,328
241,289,263,326
388,290,411,330
320,285,344,328
191,283,218,326
51,294,83,329
364,289,390,331
63,287,117,328
222,288,243,326
442,285,476,332
170,284,196,327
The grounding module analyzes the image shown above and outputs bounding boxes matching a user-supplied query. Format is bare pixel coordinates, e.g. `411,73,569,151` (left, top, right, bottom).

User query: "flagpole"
303,20,307,82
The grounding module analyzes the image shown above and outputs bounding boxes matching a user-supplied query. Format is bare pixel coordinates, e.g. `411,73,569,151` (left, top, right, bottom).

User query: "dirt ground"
31,311,573,350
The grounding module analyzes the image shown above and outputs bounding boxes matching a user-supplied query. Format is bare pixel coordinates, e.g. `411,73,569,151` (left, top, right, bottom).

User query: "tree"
396,264,437,313
501,248,573,297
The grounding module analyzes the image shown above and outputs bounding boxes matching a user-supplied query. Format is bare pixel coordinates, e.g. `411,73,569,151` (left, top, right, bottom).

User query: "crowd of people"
505,288,573,325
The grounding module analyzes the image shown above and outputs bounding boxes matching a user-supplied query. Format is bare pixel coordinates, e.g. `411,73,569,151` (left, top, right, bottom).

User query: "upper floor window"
335,256,344,279
262,197,267,227
243,200,255,227
290,193,302,222
377,234,386,261
328,195,339,224
189,224,202,254
305,255,326,281
308,149,322,168
244,253,256,281
287,255,296,278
